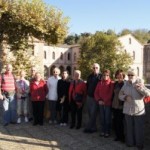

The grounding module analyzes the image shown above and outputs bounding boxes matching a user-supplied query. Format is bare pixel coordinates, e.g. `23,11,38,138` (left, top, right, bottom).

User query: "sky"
44,0,150,35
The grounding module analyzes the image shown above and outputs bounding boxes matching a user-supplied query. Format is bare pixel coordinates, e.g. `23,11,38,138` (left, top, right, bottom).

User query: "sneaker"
60,123,63,126
49,120,53,124
54,120,57,124
24,117,28,123
17,118,21,124
63,123,67,126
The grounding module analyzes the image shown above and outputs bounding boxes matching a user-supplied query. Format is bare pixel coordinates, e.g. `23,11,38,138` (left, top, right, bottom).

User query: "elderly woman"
119,69,150,150
69,70,86,129
30,72,48,126
112,69,125,142
16,70,29,123
94,69,114,138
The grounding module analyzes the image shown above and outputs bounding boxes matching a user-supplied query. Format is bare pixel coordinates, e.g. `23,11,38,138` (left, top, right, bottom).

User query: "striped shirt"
0,72,15,92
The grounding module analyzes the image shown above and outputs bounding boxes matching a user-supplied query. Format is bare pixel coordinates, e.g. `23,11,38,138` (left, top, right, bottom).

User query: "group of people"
0,63,150,150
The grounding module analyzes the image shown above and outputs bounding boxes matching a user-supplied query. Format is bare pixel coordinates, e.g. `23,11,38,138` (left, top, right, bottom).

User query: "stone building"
118,34,143,78
143,43,150,83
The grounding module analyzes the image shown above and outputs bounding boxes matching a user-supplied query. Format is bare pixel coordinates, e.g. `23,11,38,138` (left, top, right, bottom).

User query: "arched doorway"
66,66,71,75
59,66,64,74
50,65,56,76
44,65,49,79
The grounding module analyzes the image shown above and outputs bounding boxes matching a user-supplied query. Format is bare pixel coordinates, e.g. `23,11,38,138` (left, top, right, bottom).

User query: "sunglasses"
128,74,134,76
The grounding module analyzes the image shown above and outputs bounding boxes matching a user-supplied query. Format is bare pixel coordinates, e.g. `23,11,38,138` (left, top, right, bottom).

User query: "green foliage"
78,32,133,79
0,0,69,74
119,29,150,44
0,0,69,49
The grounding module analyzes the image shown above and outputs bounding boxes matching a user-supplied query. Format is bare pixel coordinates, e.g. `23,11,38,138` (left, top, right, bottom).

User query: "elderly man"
0,64,17,126
84,63,102,133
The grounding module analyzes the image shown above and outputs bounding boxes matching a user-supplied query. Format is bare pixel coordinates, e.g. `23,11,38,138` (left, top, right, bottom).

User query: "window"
68,53,70,60
60,52,63,60
74,53,77,61
129,38,132,44
52,52,55,59
133,51,135,60
44,51,46,59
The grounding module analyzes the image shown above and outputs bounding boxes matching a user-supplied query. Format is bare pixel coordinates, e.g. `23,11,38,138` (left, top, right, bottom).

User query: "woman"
69,70,86,129
16,70,29,123
112,69,125,142
119,69,150,150
57,70,70,126
30,72,48,126
94,69,114,137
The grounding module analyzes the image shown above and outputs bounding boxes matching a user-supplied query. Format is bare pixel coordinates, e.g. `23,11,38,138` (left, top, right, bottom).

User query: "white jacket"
47,76,61,101
119,80,150,116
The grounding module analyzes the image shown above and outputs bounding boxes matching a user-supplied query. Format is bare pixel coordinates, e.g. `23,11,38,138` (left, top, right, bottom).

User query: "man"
47,67,61,124
84,63,102,133
0,64,17,126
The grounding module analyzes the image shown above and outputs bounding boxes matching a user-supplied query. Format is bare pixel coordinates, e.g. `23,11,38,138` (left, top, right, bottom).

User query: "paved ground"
0,102,150,150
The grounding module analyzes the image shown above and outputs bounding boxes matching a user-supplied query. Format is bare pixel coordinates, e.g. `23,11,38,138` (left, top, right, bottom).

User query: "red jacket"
69,80,86,103
94,79,114,106
30,79,48,101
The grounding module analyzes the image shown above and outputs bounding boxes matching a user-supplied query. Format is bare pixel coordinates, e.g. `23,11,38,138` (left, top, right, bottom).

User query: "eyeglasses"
128,74,134,76
93,67,98,69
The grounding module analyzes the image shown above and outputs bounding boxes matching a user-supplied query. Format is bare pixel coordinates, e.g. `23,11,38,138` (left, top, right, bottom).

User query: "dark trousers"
113,108,124,140
60,102,69,123
125,114,145,148
85,96,98,131
32,101,45,125
49,100,57,121
70,101,83,127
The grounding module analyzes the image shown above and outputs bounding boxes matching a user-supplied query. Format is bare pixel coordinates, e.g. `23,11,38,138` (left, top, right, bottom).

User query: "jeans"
99,105,111,134
17,98,28,116
3,94,17,124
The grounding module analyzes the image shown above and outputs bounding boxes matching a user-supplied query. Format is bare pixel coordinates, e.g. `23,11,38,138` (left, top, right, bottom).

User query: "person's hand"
99,101,104,105
125,95,132,102
76,102,82,108
0,94,4,100
60,96,65,104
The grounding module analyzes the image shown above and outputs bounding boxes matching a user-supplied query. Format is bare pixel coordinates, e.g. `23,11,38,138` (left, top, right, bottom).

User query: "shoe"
84,129,97,133
76,126,81,129
28,117,33,122
17,118,21,124
70,125,74,129
49,120,53,124
114,138,119,141
33,122,38,126
99,133,105,137
60,123,63,126
63,123,67,126
3,123,9,126
54,120,57,124
24,117,28,123
104,133,110,138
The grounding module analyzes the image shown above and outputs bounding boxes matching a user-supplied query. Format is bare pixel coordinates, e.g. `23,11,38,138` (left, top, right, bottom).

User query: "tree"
78,32,132,79
0,0,69,74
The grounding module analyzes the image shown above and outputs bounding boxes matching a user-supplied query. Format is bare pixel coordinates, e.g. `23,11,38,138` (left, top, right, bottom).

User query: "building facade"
118,34,143,78
143,44,150,83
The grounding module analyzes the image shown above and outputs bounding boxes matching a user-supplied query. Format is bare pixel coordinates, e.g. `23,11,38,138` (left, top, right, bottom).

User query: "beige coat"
119,80,150,116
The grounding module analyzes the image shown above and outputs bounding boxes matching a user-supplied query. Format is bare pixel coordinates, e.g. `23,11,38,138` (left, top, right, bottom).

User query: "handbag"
74,93,83,103
72,80,83,103
144,96,150,104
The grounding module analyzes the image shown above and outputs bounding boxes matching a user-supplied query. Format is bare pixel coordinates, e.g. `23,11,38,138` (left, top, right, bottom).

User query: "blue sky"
44,0,150,35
